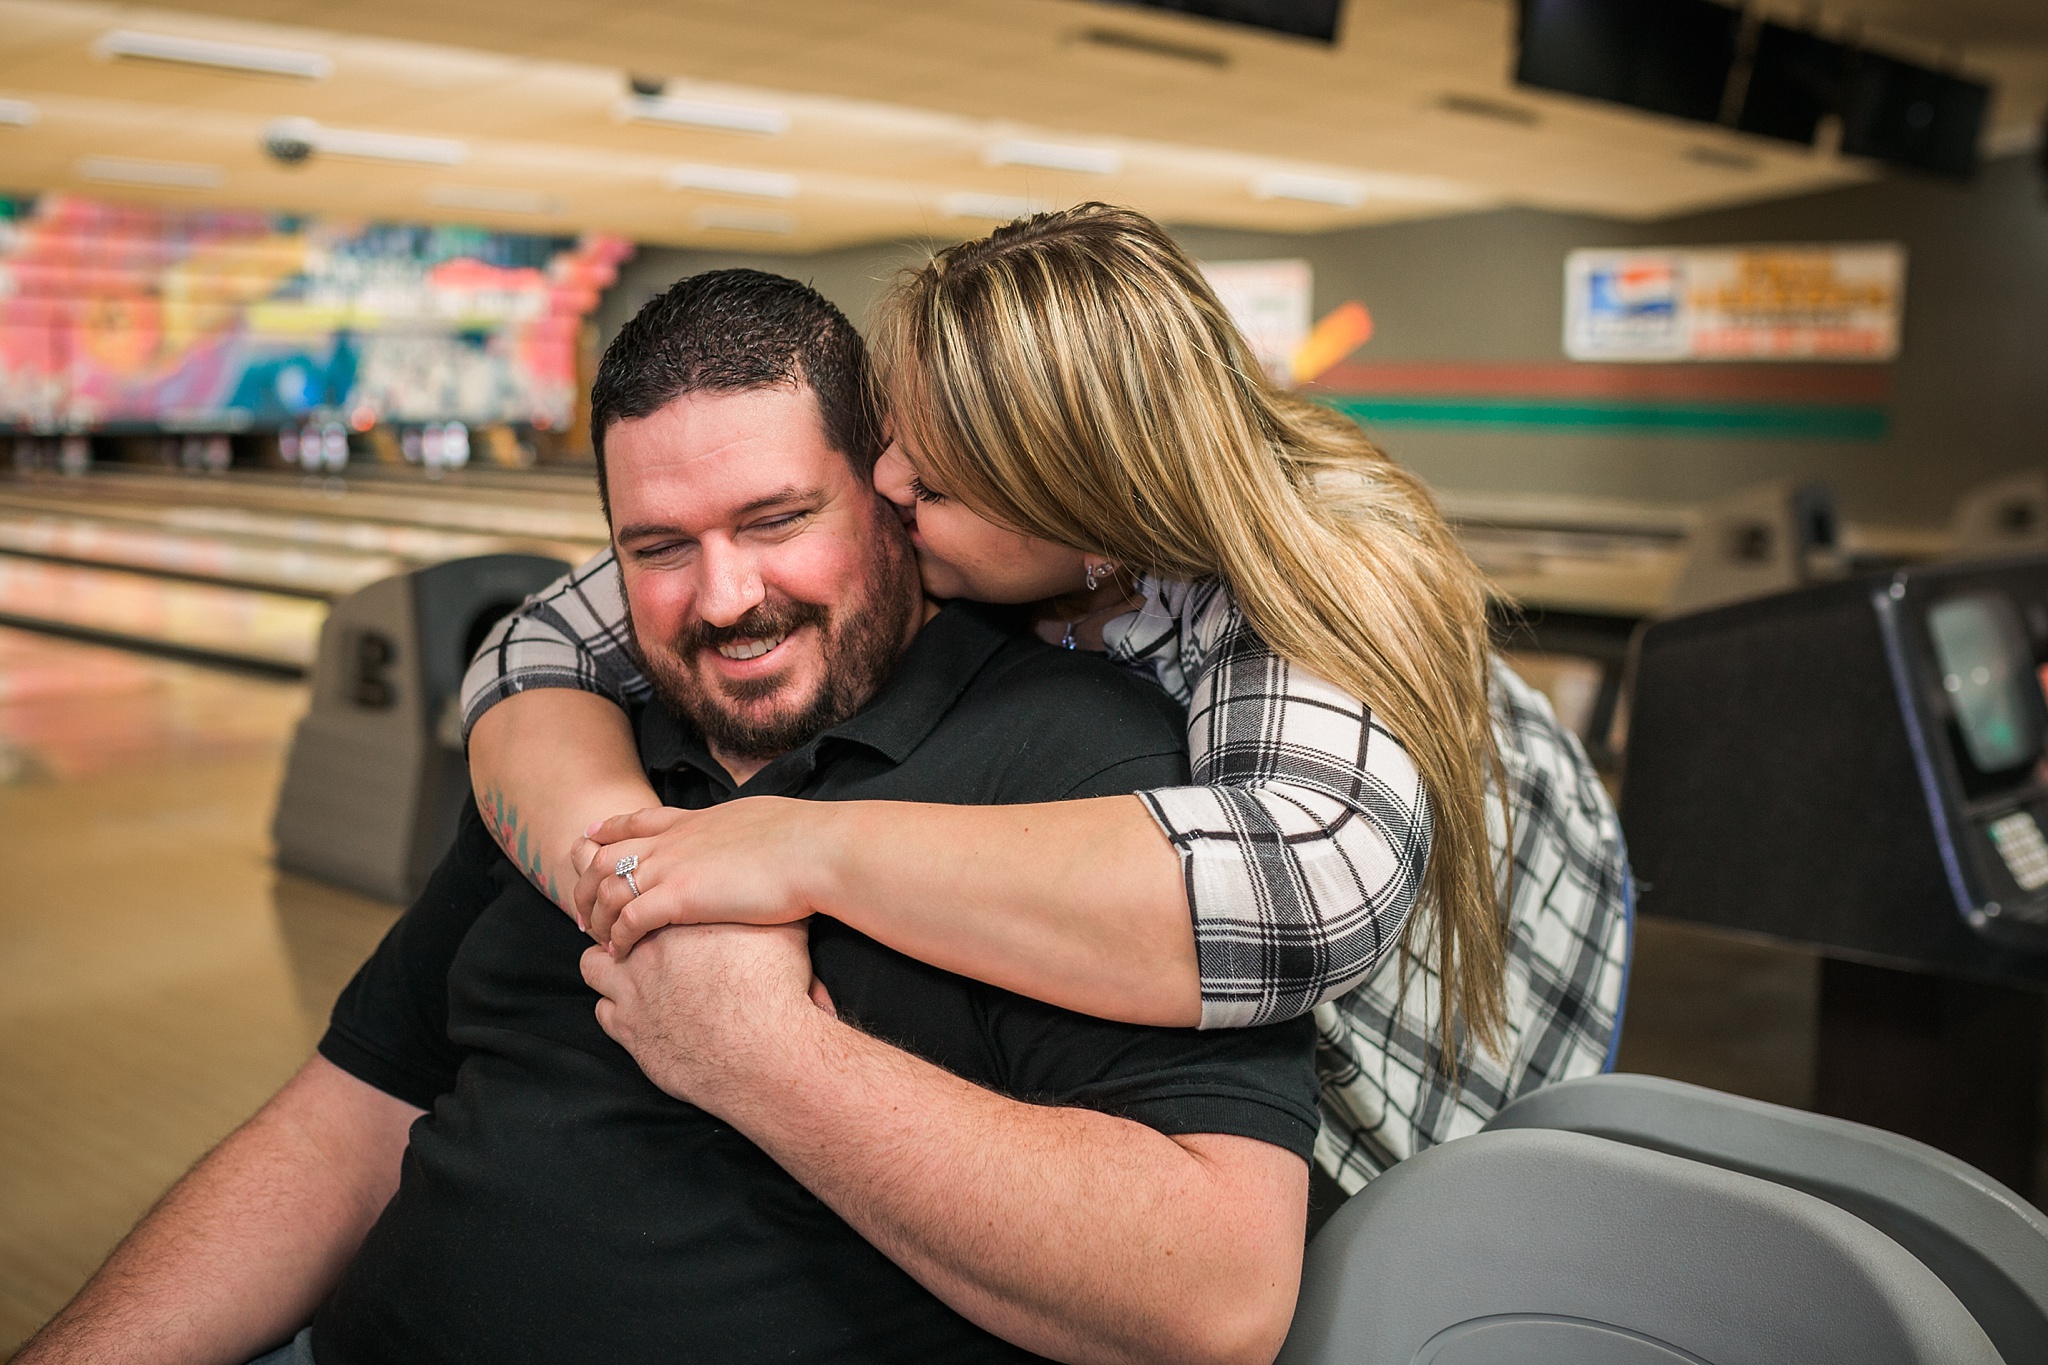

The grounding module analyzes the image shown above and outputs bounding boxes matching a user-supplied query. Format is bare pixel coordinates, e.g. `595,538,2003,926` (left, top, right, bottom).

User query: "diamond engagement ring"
615,854,641,898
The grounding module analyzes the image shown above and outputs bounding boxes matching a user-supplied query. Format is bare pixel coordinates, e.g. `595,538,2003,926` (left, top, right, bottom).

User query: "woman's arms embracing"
575,795,1201,1027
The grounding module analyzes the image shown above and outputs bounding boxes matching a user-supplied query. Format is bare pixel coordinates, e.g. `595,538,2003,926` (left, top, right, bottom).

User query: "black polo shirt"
311,602,1320,1365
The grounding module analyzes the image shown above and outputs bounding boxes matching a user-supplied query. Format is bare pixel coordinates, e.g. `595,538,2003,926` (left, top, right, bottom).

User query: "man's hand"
580,921,827,1110
587,921,1302,1365
571,799,830,950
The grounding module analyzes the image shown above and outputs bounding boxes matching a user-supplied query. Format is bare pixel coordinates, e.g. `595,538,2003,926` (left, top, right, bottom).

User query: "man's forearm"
709,1011,1306,1365
468,688,658,913
17,1057,420,1365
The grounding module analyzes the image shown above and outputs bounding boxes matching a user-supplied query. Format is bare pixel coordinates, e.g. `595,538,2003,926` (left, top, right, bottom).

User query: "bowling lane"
1437,489,1691,620
0,491,597,568
0,472,1688,734
13,472,1681,617
5,469,611,547
338,463,604,498
0,467,610,668
0,626,395,1355
0,624,310,781
0,556,326,673
0,510,402,599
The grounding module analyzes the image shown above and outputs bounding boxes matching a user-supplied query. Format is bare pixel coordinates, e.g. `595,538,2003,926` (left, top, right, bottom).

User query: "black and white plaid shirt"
461,555,1632,1189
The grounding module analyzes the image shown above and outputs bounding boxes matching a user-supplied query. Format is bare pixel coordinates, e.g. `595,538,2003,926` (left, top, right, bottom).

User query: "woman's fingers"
585,807,687,846
604,858,812,955
609,877,701,954
581,837,654,942
572,848,614,929
576,796,822,950
590,858,648,945
576,810,690,928
602,858,724,954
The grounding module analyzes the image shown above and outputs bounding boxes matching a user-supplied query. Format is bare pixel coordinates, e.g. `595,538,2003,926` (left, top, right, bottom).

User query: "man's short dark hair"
589,269,883,516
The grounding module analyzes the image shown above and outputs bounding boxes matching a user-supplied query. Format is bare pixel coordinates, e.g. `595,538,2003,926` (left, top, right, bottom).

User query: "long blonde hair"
873,203,1509,1063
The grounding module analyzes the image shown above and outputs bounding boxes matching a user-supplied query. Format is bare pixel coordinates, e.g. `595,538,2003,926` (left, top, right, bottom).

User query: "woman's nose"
872,443,915,507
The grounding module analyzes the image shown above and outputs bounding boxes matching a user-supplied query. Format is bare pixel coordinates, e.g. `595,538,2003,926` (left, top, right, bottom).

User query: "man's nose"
694,542,766,627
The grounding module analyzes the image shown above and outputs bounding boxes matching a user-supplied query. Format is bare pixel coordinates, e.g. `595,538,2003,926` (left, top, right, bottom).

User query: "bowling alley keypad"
1986,809,2048,893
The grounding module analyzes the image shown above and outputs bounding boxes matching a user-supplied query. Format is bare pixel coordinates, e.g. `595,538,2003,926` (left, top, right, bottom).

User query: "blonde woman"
462,205,1631,1189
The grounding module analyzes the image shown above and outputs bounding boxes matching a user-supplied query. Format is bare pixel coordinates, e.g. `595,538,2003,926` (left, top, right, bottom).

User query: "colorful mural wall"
0,194,632,433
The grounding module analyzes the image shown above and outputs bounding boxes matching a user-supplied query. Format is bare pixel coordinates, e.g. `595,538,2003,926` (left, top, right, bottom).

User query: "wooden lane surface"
0,628,397,1354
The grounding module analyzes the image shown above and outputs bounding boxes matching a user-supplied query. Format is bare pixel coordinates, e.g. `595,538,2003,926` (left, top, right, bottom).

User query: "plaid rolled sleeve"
459,548,652,740
1109,579,1631,1189
1108,580,1430,1031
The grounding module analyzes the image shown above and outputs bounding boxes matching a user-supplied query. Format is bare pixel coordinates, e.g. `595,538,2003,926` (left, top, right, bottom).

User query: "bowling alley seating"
1486,1074,2048,1365
1275,1123,2004,1365
275,553,568,902
1623,553,2048,1203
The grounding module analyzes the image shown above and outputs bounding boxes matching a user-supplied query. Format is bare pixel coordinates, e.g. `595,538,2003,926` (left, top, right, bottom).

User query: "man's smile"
701,625,809,681
716,632,789,662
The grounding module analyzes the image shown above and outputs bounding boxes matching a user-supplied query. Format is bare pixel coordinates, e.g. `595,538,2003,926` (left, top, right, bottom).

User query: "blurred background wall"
605,151,2048,526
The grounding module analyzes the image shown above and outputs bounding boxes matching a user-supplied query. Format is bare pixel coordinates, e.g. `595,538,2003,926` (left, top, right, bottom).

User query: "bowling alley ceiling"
0,0,2043,250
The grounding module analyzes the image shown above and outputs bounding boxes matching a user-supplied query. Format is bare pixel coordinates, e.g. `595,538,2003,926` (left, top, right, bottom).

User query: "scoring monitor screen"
1929,595,2042,775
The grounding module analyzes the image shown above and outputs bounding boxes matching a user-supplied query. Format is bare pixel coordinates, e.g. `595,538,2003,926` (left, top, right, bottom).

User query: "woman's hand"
573,798,832,954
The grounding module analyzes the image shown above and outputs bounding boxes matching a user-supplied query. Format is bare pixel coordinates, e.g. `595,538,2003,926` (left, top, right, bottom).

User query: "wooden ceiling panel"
0,0,2036,252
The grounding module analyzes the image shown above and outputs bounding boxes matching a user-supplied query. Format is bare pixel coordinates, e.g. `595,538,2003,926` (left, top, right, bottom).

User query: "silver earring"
1085,561,1107,591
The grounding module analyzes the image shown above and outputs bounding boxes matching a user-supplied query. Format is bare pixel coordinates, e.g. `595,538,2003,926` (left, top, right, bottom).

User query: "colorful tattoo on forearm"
479,784,562,908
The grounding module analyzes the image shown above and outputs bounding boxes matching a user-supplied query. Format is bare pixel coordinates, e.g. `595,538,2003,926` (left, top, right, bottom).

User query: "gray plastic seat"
1275,1128,1995,1365
1485,1073,2048,1365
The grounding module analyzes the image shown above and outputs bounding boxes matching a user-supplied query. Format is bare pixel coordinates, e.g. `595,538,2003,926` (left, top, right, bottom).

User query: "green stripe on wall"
1326,396,1889,441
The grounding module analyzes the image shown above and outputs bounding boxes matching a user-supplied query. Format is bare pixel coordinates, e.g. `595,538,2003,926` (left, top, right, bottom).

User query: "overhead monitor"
1735,22,1847,146
1623,555,2048,975
1839,50,1989,180
1515,0,1742,124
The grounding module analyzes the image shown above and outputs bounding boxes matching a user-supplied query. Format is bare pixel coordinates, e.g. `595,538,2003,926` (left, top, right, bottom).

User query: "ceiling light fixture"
619,95,789,136
1684,145,1760,171
0,99,36,127
664,163,799,199
1436,93,1540,127
78,155,225,189
94,29,333,80
426,185,563,215
1071,27,1229,68
941,192,1052,220
985,138,1121,175
1250,171,1364,207
696,206,796,235
264,117,467,166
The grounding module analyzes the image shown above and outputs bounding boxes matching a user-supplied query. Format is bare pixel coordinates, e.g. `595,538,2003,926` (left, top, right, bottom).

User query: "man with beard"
21,271,1320,1365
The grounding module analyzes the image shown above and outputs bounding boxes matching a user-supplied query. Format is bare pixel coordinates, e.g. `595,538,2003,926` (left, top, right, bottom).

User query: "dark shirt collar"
636,601,1014,798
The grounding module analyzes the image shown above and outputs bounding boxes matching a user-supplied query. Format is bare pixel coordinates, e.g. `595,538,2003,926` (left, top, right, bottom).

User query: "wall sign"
1565,244,1906,362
